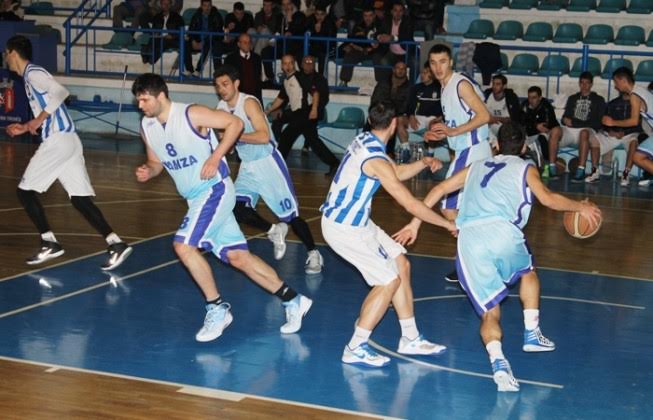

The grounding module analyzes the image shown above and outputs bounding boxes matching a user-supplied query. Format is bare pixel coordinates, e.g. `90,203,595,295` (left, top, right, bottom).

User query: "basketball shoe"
101,242,133,271
492,358,520,392
585,169,600,183
196,302,233,342
305,249,323,274
268,223,288,260
342,343,390,367
280,294,312,334
397,334,447,355
26,240,64,265
523,327,556,352
444,269,459,283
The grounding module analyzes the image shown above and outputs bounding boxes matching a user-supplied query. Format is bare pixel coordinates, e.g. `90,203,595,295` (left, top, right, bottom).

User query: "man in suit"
224,33,262,102
141,0,184,65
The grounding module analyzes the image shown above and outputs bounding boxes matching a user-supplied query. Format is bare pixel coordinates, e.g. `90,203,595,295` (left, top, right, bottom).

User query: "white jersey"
485,94,509,118
141,102,229,199
632,85,653,124
441,72,489,152
216,92,275,162
320,131,389,227
23,63,74,140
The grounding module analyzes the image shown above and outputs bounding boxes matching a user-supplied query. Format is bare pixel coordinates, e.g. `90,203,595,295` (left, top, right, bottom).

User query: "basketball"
563,211,602,239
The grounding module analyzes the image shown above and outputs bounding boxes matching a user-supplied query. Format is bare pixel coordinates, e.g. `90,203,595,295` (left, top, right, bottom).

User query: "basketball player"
4,35,132,270
321,101,456,368
425,43,492,282
605,67,653,183
132,73,312,341
394,121,601,391
214,65,323,274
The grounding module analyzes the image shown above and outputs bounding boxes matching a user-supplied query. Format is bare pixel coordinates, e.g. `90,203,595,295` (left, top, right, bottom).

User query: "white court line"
44,366,60,373
367,340,564,390
0,197,181,213
413,294,645,310
0,233,145,240
0,355,400,420
93,184,180,196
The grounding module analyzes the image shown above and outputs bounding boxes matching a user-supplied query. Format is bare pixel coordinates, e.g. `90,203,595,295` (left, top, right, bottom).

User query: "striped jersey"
141,102,230,199
457,155,533,230
216,92,275,162
320,131,389,227
632,85,653,125
23,63,74,139
440,72,489,152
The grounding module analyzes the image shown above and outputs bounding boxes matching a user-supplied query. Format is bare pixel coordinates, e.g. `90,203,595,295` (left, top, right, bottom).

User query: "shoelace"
492,358,510,372
534,328,552,345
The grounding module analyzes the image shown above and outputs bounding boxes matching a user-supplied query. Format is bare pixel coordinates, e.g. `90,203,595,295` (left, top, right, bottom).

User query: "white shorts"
443,140,493,210
19,131,95,197
560,126,595,148
321,216,405,286
525,135,544,168
488,123,502,149
638,136,653,159
594,132,639,155
407,115,435,133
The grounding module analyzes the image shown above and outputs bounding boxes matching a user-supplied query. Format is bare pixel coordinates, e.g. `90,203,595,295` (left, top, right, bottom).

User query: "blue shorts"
443,141,493,210
174,177,248,264
456,221,534,316
637,136,653,159
235,149,299,222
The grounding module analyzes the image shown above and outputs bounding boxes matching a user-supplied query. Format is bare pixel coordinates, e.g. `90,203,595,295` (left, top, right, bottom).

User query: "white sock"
105,232,121,245
41,231,57,242
348,325,371,349
399,317,419,341
400,142,410,150
486,340,504,362
523,309,540,331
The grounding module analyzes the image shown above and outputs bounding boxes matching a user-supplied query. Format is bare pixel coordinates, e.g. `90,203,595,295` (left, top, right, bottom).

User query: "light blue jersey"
632,85,653,125
320,132,389,227
141,102,230,199
216,93,275,162
23,63,74,140
441,72,489,152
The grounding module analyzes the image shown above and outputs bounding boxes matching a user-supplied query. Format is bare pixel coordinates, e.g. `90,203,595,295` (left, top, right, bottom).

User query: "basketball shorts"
235,149,299,222
19,131,95,197
321,216,405,286
637,136,653,159
456,220,534,316
594,131,638,156
443,140,492,210
174,177,248,264
560,126,595,148
408,115,436,133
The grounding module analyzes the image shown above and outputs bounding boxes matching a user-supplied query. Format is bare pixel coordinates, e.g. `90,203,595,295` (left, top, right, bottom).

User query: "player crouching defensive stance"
395,122,601,390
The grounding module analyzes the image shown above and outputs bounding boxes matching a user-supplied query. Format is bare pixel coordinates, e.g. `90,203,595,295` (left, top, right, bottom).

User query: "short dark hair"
579,71,593,83
612,66,634,84
6,35,32,61
362,6,375,14
527,86,542,96
234,2,244,11
428,44,452,59
492,74,507,85
132,73,169,98
214,65,240,82
497,121,526,156
368,101,396,130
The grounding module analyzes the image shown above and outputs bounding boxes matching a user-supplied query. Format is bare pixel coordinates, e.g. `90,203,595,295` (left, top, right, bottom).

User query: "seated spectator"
371,61,411,160
576,91,640,185
250,0,282,56
261,0,306,85
375,1,414,82
483,74,521,151
0,0,23,20
550,71,606,179
520,86,562,170
113,0,147,29
337,7,383,87
224,33,263,102
406,0,436,40
397,62,443,155
140,0,184,65
183,0,223,78
306,4,336,76
223,2,255,55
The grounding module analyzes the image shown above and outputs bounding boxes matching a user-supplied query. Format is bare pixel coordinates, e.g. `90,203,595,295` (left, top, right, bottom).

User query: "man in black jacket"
224,33,262,102
223,2,255,55
182,0,223,78
141,0,184,65
338,7,384,87
521,86,561,170
375,1,414,82
261,0,306,84
483,74,521,151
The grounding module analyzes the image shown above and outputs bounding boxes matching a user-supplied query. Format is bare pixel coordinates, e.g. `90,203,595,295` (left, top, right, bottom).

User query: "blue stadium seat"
596,0,626,12
494,20,524,40
553,23,583,43
626,0,653,13
614,25,645,46
569,56,602,77
103,32,133,50
647,30,653,47
507,53,539,75
567,0,596,11
523,22,553,42
601,58,633,79
479,0,509,8
463,19,495,39
538,0,568,10
635,60,653,82
583,24,614,44
509,0,538,9
540,55,570,76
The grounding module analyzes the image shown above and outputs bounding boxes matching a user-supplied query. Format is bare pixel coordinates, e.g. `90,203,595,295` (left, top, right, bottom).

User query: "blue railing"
63,0,112,71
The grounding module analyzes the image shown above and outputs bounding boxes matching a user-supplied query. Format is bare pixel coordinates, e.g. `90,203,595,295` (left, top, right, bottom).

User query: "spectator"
250,0,282,56
223,2,255,55
0,0,23,20
434,0,446,34
113,0,147,29
261,0,306,85
520,86,561,169
306,4,337,76
182,0,223,78
338,7,383,87
139,0,184,29
141,0,184,65
552,71,606,180
375,1,414,82
224,33,263,102
371,61,412,160
577,92,640,185
405,0,437,40
483,74,521,150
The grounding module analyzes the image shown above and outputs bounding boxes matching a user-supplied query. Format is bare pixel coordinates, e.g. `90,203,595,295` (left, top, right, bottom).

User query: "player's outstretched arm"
526,166,601,225
135,135,164,182
395,156,443,181
239,98,272,144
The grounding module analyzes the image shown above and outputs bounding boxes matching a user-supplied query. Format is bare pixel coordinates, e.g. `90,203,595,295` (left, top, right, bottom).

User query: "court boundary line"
413,294,646,310
0,355,401,420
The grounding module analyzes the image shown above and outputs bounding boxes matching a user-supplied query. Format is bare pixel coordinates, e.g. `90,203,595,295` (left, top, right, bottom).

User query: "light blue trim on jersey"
512,164,533,228
334,176,368,223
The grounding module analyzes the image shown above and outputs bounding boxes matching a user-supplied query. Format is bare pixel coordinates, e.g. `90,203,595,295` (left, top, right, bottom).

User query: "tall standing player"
426,44,492,282
4,35,132,270
214,65,324,274
132,73,312,341
321,101,455,367
395,122,601,391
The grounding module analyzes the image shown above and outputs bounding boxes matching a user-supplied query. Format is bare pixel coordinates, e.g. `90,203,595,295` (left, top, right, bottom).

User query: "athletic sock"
274,283,298,302
348,325,372,349
41,231,57,243
399,317,419,341
105,232,122,245
523,309,540,330
486,340,505,362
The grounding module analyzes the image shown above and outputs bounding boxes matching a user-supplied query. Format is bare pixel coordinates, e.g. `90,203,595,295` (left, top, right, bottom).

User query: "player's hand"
6,123,27,137
422,156,443,172
25,118,43,135
392,222,420,246
200,157,219,179
445,221,458,238
579,199,601,229
602,115,615,126
536,122,549,133
562,117,572,127
135,164,153,182
408,116,419,130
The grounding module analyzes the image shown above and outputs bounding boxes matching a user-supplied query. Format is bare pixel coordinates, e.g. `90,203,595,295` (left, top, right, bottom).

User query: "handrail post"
65,20,71,74
581,44,589,72
304,31,310,57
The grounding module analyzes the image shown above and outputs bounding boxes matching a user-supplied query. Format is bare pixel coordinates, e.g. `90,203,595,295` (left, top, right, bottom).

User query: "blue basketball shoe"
523,327,556,352
492,358,520,392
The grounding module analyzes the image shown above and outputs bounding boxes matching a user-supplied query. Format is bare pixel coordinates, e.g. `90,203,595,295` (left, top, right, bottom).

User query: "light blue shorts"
235,149,299,222
456,221,534,316
174,177,248,264
637,136,653,159
443,141,493,210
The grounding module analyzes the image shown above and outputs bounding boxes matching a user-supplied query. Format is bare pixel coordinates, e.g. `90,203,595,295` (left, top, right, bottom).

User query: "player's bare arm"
395,157,443,181
136,131,164,182
239,98,272,144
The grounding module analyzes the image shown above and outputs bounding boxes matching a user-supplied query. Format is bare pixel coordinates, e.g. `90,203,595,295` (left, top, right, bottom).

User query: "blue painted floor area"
0,237,651,419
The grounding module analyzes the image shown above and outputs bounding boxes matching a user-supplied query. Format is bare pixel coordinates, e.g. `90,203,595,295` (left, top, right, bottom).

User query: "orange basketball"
563,211,602,239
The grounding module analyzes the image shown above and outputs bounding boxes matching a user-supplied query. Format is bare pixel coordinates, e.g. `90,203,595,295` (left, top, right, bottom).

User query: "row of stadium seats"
465,19,653,46
479,0,653,13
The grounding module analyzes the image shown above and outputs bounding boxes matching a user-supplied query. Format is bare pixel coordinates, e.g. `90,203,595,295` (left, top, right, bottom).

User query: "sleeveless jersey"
141,102,229,199
632,85,653,125
441,72,489,152
457,155,533,230
23,63,75,140
217,92,275,162
320,131,389,227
